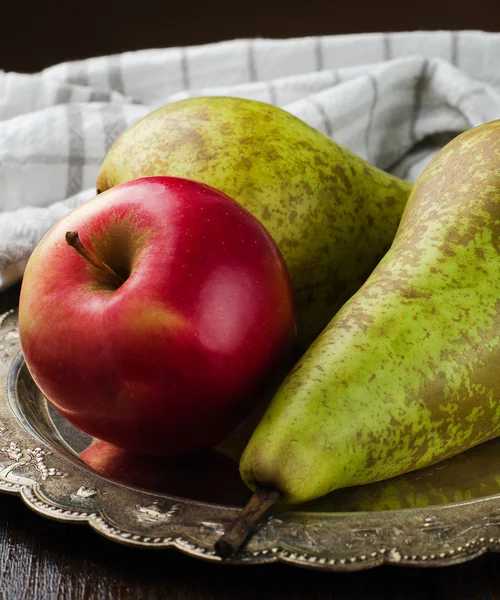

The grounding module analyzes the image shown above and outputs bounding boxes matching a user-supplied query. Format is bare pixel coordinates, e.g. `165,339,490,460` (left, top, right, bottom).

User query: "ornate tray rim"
2,308,500,572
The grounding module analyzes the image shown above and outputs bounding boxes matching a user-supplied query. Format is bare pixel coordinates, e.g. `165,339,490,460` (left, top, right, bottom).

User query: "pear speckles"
240,119,500,505
97,96,412,349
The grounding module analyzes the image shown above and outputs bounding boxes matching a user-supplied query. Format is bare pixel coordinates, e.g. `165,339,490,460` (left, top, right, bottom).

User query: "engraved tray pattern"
3,308,500,571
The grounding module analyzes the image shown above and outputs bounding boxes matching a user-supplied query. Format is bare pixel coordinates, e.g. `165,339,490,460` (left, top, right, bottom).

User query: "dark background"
1,1,500,598
0,0,498,72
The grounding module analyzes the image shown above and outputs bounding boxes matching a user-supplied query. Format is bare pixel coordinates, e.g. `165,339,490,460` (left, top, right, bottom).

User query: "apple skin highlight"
19,176,296,456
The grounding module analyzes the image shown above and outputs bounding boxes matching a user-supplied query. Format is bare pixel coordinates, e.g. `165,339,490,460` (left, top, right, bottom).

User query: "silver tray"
3,308,500,572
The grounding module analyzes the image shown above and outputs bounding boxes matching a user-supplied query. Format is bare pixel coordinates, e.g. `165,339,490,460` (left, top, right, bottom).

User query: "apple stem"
214,486,280,558
65,231,125,288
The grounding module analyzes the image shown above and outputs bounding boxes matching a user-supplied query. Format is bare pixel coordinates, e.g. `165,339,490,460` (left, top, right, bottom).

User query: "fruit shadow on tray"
56,408,500,513
12,354,500,515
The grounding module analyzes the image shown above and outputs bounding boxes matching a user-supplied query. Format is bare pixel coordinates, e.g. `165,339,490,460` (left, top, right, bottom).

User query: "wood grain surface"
2,284,500,598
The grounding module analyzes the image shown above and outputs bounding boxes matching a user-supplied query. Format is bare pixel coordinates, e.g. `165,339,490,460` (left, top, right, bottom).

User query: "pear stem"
65,231,124,288
214,486,280,558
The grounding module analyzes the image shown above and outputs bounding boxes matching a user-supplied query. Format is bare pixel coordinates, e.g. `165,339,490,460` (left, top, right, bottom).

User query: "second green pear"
96,96,412,348
240,119,500,504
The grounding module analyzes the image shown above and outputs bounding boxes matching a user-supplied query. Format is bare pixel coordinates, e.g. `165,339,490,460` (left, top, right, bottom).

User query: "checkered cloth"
1,30,500,291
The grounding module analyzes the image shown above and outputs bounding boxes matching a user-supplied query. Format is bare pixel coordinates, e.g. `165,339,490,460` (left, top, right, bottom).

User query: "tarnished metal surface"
3,309,500,571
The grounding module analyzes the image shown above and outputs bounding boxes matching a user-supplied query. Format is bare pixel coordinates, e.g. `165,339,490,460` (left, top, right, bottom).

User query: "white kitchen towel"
1,30,500,291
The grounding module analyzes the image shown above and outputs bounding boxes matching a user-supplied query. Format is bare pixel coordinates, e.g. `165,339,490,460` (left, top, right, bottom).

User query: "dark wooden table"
0,283,499,598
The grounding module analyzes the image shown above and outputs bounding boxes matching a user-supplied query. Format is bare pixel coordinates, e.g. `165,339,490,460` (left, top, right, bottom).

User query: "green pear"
96,96,412,349
239,119,500,505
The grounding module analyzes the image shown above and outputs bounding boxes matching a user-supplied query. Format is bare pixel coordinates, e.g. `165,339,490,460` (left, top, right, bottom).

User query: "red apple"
19,176,296,456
